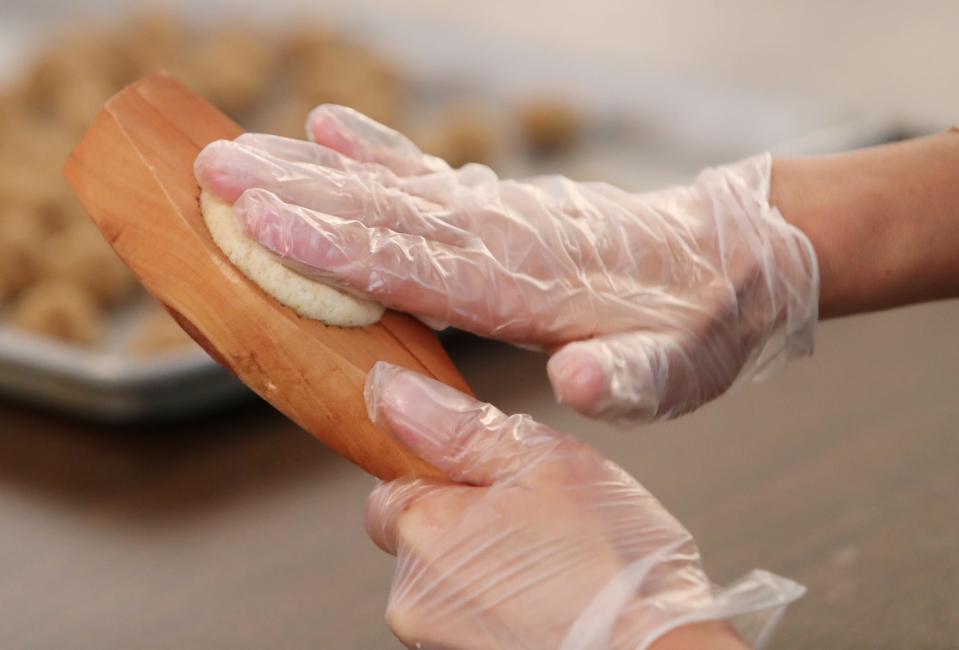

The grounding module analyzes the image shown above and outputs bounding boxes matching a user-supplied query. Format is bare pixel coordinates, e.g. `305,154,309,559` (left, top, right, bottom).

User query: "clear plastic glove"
194,106,819,422
362,361,804,649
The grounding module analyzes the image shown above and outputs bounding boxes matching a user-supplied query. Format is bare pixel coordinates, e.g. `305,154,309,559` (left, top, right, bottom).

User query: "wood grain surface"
64,74,470,481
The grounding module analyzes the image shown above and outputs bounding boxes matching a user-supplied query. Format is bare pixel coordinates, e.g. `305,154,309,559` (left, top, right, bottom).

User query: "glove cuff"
710,153,821,383
561,552,805,650
754,152,821,379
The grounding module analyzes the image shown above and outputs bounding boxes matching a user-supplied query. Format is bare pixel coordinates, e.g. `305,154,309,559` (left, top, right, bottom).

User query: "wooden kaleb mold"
65,73,469,480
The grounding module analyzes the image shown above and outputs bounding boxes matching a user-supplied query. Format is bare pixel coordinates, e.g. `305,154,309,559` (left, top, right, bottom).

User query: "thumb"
307,104,449,176
365,362,567,485
547,330,741,423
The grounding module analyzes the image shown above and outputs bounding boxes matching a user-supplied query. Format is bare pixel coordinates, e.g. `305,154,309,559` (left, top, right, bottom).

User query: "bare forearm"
771,129,959,318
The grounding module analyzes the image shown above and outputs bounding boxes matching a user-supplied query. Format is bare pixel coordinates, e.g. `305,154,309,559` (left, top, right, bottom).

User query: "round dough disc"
201,190,384,327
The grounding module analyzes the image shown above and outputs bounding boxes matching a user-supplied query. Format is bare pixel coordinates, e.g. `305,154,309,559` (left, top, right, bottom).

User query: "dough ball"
39,221,138,307
114,12,186,81
0,117,91,232
0,208,45,302
281,26,340,63
252,97,317,139
516,98,581,156
182,27,278,119
289,38,407,127
0,161,58,218
50,76,115,135
416,105,499,168
13,279,103,346
21,29,124,114
130,303,199,356
0,174,79,236
0,89,27,140
40,189,90,233
0,117,74,182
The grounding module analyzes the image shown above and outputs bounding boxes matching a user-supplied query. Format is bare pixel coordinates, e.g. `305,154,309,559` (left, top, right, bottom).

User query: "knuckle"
394,500,428,548
395,486,482,554
386,601,427,646
525,437,596,485
393,485,458,548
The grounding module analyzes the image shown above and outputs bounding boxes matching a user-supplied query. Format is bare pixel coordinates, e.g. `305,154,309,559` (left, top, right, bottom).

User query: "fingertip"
547,344,608,415
363,364,482,473
364,361,406,426
550,333,689,423
307,104,358,157
365,362,462,446
364,363,437,439
194,140,248,203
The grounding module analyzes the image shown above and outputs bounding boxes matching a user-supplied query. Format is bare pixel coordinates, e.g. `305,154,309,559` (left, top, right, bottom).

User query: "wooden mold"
64,74,468,480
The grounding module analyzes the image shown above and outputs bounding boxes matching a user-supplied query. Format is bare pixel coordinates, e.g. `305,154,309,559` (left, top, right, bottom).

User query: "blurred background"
0,1,957,648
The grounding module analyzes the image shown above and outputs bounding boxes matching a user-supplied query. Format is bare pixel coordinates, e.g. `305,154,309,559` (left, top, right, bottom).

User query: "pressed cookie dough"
200,191,384,327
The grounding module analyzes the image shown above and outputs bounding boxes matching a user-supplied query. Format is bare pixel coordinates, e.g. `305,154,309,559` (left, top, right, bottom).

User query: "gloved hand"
195,106,819,422
362,361,804,649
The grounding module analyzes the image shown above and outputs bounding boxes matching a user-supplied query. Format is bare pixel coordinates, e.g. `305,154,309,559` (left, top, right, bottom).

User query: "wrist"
604,566,803,650
771,131,959,318
649,621,750,650
714,154,819,368
769,154,866,318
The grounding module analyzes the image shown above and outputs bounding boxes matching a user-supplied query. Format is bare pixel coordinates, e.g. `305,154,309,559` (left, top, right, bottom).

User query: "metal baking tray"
0,302,244,421
0,9,916,421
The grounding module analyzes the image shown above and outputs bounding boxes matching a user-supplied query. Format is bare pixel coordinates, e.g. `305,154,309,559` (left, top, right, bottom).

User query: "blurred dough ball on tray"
20,31,136,138
51,77,118,136
39,221,138,307
114,12,187,83
516,98,581,156
2,119,74,181
415,105,500,168
0,90,26,139
252,96,318,139
41,190,92,234
13,280,103,346
22,31,124,105
0,158,60,218
0,209,44,302
286,30,408,128
179,26,278,120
